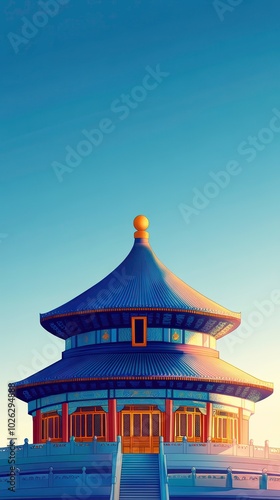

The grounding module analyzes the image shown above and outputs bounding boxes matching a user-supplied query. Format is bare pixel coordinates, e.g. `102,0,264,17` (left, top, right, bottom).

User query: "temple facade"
14,215,273,454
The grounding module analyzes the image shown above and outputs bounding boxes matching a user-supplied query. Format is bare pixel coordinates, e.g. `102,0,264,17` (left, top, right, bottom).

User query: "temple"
15,215,272,451
1,215,279,499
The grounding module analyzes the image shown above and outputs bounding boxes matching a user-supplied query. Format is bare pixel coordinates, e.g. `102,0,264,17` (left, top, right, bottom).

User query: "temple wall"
65,328,217,349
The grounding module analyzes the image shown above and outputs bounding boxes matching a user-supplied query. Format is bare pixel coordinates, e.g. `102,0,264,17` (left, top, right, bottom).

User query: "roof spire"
133,214,149,239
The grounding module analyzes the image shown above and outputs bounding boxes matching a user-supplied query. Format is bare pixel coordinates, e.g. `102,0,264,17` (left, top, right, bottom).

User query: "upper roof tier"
40,215,241,339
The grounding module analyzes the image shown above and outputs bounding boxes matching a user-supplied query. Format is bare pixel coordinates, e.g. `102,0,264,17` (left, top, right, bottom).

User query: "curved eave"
40,238,241,338
40,308,241,340
14,376,273,405
14,348,273,403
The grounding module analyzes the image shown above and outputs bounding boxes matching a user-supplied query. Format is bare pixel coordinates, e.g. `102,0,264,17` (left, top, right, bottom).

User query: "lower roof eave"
14,376,273,404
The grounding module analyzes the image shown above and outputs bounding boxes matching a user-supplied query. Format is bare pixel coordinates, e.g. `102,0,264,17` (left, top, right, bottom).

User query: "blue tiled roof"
40,238,240,339
15,344,273,403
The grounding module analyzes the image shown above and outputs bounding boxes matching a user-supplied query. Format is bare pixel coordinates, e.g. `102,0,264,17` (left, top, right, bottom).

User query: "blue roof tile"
15,345,273,403
40,238,240,339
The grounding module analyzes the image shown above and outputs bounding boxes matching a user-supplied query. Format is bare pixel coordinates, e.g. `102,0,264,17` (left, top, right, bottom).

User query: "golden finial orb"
133,215,149,239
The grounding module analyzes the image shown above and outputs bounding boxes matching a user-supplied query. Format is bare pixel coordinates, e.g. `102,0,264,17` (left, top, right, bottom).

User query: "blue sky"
0,0,280,447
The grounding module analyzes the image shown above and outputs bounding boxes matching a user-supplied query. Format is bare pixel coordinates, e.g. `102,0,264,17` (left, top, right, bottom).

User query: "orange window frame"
213,411,238,443
41,412,62,442
174,407,202,441
69,408,106,441
131,316,147,347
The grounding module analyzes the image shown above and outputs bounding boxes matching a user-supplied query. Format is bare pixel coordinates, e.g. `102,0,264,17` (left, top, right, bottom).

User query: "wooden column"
32,415,36,444
238,407,243,444
202,413,207,442
108,399,117,442
117,410,121,437
206,402,213,441
62,403,69,442
165,399,174,442
243,416,249,445
33,409,42,444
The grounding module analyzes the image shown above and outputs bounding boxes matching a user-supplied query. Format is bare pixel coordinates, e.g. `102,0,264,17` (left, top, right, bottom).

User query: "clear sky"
0,0,280,448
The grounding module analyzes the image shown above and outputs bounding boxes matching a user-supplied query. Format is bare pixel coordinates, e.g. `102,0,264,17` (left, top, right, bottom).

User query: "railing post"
207,437,211,455
23,438,29,458
46,438,51,456
182,436,187,454
15,468,20,489
260,468,268,490
232,438,237,456
249,439,254,458
48,467,53,488
93,435,97,454
70,436,75,454
82,466,86,485
265,440,269,459
191,467,196,487
226,467,233,488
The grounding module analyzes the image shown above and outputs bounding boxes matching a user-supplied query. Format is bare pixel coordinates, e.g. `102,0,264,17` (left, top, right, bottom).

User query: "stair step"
120,493,160,500
123,460,157,462
120,485,160,490
121,485,159,487
122,480,158,483
119,455,160,500
121,473,158,475
121,479,158,482
121,490,159,492
121,472,159,474
120,494,160,496
121,469,158,472
121,480,159,482
121,468,158,470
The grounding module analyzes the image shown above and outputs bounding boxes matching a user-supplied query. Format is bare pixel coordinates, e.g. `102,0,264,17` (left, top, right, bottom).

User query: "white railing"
0,466,112,494
110,436,122,500
167,467,280,491
163,437,280,460
0,437,117,460
0,437,118,498
1,437,279,461
159,437,169,500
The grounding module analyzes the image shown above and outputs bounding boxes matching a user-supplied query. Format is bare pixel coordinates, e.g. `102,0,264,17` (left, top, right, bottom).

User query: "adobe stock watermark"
17,340,63,379
51,64,170,183
50,265,136,337
42,266,135,337
7,0,70,54
17,265,135,368
213,0,244,22
179,107,280,225
224,289,280,354
61,459,112,500
92,266,135,308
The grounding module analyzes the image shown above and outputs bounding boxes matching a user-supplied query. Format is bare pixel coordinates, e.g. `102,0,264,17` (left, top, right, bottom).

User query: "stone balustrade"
0,437,117,460
163,438,280,460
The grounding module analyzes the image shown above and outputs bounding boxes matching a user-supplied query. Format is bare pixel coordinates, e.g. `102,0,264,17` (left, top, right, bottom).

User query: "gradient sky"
0,0,280,447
